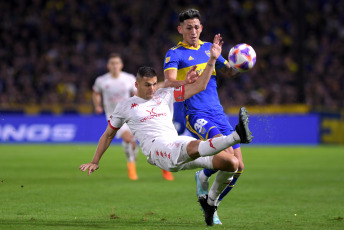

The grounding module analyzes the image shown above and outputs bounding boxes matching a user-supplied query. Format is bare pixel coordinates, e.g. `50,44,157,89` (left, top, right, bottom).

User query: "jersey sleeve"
92,77,102,93
163,49,179,72
173,86,185,102
215,53,227,70
108,102,125,129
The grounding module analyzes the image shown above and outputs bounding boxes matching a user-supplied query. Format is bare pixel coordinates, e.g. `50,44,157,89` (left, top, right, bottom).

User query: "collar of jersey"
177,40,204,50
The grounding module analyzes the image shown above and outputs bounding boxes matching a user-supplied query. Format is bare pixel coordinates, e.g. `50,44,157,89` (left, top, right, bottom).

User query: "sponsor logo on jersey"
188,56,194,61
140,108,167,122
146,108,157,115
205,50,210,57
131,103,138,109
165,57,170,63
153,95,162,105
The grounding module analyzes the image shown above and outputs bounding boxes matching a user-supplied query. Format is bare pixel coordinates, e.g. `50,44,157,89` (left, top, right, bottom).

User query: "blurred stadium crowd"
0,0,343,113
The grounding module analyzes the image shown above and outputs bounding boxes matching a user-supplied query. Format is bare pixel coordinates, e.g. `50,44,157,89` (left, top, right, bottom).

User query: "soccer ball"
228,43,256,72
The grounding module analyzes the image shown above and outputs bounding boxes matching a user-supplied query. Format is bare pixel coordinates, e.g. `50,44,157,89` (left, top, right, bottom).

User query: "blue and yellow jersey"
163,40,227,115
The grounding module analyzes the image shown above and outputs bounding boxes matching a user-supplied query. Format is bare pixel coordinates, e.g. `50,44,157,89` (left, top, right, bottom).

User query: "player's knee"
213,153,239,172
225,157,239,172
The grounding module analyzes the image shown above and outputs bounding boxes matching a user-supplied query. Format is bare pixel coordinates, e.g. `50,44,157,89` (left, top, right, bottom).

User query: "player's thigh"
186,114,222,140
149,136,196,172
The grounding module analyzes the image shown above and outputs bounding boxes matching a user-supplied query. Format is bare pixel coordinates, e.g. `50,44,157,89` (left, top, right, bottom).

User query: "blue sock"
218,170,243,201
203,168,217,177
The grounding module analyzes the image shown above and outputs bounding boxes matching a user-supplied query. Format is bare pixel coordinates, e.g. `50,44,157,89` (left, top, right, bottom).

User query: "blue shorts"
186,113,240,149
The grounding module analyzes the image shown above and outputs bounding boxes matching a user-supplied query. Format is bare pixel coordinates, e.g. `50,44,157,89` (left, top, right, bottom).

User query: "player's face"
107,57,123,76
178,18,203,47
135,77,158,100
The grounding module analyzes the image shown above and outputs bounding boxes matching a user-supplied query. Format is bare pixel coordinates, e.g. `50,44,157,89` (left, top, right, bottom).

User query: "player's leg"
192,107,251,225
119,125,138,180
216,146,244,207
161,168,174,181
148,109,251,173
148,108,251,226
183,142,241,226
186,113,232,224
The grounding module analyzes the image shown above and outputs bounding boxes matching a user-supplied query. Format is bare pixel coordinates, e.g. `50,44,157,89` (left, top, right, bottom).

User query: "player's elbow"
198,84,207,92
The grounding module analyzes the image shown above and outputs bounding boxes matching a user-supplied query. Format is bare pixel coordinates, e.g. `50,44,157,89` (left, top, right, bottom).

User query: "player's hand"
210,34,223,60
95,106,103,114
79,162,99,175
185,65,199,84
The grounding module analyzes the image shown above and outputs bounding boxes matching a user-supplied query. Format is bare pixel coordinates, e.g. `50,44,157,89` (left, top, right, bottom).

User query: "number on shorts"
194,118,208,133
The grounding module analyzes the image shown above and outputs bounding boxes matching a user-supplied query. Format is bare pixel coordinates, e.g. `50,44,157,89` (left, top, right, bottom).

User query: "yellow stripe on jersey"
177,40,205,50
176,63,217,81
186,115,216,140
164,67,178,72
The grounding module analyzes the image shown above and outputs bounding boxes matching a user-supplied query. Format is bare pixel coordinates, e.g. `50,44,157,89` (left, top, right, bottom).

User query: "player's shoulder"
168,43,183,51
200,40,212,47
120,71,136,82
121,71,135,78
116,96,135,110
95,72,111,81
155,87,174,98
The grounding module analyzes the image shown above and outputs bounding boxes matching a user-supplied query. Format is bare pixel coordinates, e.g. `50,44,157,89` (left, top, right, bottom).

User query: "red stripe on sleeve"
108,120,120,130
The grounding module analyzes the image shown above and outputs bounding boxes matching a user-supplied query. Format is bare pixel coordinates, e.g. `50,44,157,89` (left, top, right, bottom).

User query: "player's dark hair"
178,9,201,23
136,66,157,79
108,53,121,60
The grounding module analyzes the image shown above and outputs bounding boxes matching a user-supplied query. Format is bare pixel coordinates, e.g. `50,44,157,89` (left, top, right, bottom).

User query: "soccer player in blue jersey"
163,9,246,225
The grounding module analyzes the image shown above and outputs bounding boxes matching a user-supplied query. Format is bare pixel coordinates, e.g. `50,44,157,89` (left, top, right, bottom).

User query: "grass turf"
0,145,343,229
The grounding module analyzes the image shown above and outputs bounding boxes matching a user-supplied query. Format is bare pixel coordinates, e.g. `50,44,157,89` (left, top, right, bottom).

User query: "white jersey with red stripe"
93,72,136,119
108,86,185,156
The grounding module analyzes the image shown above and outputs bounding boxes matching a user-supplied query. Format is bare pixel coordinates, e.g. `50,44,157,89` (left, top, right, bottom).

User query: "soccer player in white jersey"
92,53,174,181
80,34,253,226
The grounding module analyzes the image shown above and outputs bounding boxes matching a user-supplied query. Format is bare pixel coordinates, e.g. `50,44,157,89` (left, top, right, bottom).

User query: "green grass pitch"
1,145,343,229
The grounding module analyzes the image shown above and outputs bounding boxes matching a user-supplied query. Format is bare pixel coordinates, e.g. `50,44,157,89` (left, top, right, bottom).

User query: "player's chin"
146,94,154,99
190,38,198,44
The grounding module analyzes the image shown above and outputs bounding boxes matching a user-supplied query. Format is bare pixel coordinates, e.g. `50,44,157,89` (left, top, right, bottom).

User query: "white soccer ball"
228,43,256,72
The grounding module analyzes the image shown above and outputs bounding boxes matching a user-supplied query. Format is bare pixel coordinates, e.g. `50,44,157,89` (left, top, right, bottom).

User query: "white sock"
199,170,210,191
198,132,240,157
122,141,138,162
208,171,236,206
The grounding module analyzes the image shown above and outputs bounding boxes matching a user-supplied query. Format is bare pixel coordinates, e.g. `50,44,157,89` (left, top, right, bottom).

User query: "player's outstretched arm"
79,125,117,175
183,34,223,100
164,69,197,88
218,62,240,78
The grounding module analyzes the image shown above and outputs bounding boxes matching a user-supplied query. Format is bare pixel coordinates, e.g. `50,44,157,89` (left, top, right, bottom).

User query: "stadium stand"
0,0,342,114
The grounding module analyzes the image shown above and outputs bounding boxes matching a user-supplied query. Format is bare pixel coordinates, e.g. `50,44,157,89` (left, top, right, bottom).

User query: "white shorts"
147,136,214,172
115,123,131,139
